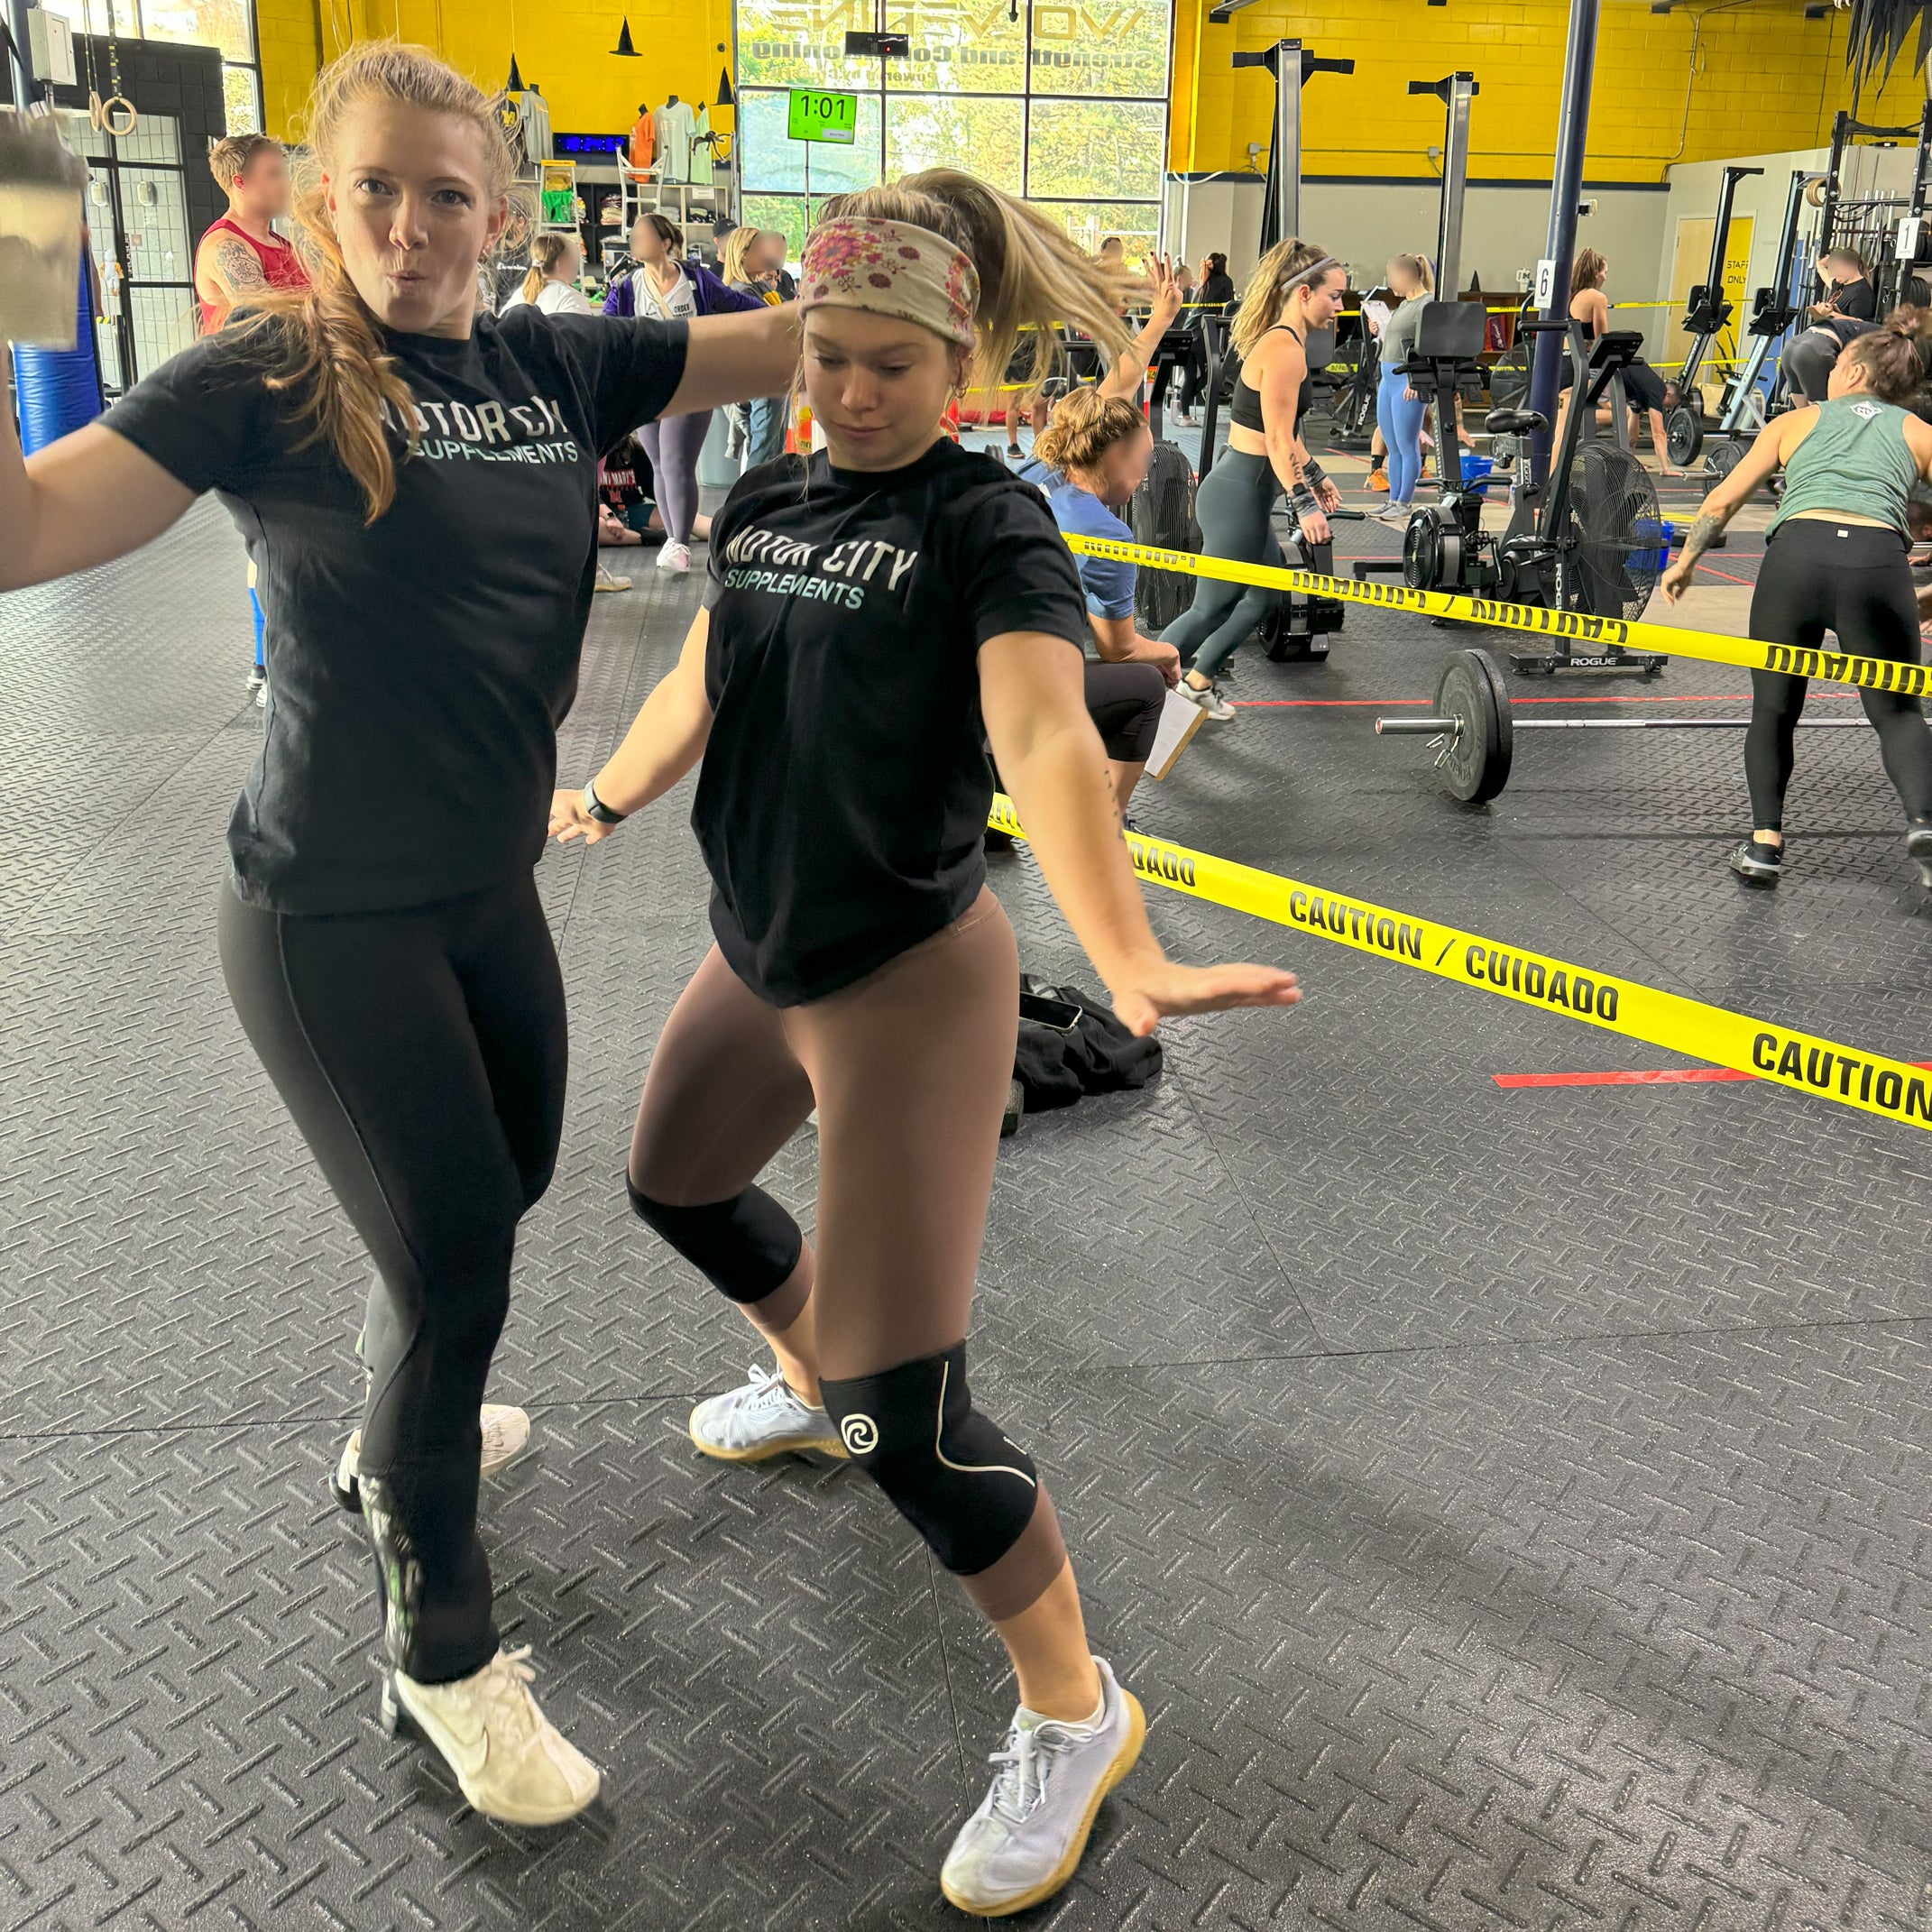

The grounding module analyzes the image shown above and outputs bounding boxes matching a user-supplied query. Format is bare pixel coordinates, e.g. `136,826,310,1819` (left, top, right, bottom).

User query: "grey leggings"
1161,448,1286,679
628,889,1068,1623
639,409,713,544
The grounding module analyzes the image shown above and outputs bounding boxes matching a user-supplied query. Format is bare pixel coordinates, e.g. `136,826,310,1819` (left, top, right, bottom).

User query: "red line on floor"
1228,692,1860,709
1495,1061,1932,1089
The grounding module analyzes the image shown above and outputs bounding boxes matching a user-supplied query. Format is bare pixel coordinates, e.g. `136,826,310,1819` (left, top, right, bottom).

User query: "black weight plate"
1705,438,1742,483
1665,404,1703,466
1432,648,1511,803
1466,644,1513,799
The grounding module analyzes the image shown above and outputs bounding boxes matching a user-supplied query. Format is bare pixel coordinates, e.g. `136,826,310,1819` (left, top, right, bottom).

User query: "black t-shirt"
104,307,690,914
1828,276,1879,323
697,438,1089,1005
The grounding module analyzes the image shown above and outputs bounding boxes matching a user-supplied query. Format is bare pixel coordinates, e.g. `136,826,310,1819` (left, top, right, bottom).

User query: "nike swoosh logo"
417,1697,489,1780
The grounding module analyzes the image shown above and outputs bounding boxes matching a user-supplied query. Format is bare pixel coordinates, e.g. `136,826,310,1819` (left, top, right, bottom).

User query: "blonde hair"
521,231,575,305
236,41,520,522
1032,390,1145,476
832,171,1136,387
1840,303,1932,403
1231,238,1340,359
208,133,282,192
719,225,760,286
1389,253,1434,296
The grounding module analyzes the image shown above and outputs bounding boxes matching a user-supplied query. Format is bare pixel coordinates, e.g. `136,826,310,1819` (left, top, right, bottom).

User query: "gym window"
735,0,1172,261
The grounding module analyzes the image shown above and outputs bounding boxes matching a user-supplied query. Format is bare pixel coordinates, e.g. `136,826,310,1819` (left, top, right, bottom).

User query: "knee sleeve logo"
841,1412,879,1456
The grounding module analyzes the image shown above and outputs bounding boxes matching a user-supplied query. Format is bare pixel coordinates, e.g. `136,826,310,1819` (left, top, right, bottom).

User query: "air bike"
1367,299,1670,677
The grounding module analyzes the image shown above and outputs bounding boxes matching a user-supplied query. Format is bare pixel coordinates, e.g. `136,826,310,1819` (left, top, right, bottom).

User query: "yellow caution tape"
1061,533,1932,700
988,796,1932,1132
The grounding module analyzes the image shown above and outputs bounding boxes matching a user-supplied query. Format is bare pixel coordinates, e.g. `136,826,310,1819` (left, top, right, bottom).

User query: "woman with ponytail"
1159,238,1348,722
550,170,1301,1914
1662,304,1932,888
501,229,593,315
0,39,801,1825
1371,252,1434,516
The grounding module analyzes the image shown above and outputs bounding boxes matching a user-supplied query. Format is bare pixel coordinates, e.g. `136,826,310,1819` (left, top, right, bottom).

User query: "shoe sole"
687,1422,850,1463
940,1690,1147,1918
1729,861,1780,888
382,1674,601,1827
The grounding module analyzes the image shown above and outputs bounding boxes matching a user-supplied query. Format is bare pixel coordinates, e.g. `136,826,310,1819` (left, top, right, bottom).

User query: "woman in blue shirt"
1019,391,1180,811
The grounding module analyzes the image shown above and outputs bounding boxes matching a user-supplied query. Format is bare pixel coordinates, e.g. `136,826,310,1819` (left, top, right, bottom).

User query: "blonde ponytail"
837,170,1137,388
1232,238,1339,359
235,40,522,523
1392,252,1434,296
522,232,572,306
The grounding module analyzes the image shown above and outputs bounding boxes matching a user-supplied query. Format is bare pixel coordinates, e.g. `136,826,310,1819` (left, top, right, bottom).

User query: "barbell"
1376,647,1871,803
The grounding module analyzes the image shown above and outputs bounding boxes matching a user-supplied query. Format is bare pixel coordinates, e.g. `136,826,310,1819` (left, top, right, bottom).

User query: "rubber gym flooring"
3,436,1930,1932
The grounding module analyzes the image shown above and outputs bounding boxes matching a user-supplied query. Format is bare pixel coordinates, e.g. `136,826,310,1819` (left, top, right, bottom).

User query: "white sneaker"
593,562,631,593
656,540,692,574
1177,677,1236,723
331,1403,531,1514
385,1644,601,1826
689,1363,847,1462
940,1658,1145,1918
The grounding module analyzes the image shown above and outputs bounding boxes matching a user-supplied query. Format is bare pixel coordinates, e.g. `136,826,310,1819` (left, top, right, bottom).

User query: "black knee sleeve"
626,1177,803,1303
819,1344,1038,1577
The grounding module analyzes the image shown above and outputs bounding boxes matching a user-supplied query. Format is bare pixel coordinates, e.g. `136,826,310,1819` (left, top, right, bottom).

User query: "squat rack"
1817,102,1932,308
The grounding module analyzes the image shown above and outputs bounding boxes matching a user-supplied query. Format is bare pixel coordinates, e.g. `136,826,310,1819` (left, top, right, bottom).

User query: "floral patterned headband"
798,216,980,347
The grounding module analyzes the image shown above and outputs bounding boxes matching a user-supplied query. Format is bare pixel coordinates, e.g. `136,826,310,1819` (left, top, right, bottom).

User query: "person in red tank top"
195,133,308,336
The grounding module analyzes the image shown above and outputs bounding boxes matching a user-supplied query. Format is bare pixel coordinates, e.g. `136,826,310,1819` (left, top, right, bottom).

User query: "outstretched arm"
665,303,802,415
1099,254,1183,401
550,607,715,842
1658,415,1794,602
980,631,1300,1036
0,399,197,593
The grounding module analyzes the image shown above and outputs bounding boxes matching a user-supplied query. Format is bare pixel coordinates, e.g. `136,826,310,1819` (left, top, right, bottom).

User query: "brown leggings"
630,888,1066,1621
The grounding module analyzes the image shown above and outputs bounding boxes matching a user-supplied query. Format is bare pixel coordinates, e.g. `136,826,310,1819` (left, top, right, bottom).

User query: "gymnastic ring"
100,97,139,138
1805,177,1828,208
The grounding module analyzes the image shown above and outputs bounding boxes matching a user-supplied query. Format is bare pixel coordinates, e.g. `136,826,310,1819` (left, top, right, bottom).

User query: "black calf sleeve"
626,1176,803,1302
820,1344,1039,1577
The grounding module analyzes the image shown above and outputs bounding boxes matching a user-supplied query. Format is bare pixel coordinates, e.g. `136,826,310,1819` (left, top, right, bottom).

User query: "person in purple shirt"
604,213,765,572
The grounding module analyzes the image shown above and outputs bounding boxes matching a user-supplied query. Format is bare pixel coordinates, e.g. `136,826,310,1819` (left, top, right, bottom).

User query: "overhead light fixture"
1206,0,1262,21
612,16,639,55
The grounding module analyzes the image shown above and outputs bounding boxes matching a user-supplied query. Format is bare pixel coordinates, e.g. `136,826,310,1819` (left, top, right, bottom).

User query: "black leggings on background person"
1085,658,1165,763
217,872,566,1682
1745,520,1932,831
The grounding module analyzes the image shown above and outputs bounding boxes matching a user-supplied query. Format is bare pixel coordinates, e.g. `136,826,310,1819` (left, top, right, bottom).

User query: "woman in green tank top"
1660,308,1932,890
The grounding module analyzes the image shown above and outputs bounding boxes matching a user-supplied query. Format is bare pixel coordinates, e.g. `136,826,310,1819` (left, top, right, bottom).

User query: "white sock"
1017,1683,1106,1734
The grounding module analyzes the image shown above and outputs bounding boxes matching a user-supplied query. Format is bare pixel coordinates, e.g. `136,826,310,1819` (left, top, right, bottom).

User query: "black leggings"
1085,658,1165,762
218,872,566,1684
1746,519,1932,831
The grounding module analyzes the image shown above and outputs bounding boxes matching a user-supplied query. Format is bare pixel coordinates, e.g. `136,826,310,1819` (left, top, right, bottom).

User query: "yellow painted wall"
257,0,732,142
1170,0,1928,183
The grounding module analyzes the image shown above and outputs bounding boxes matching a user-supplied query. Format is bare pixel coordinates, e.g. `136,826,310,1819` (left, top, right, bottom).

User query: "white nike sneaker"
331,1403,531,1514
940,1658,1145,1918
688,1364,847,1462
656,540,692,574
384,1644,601,1826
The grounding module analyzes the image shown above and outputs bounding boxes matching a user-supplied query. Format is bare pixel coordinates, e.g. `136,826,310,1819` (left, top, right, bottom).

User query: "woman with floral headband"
551,171,1302,1915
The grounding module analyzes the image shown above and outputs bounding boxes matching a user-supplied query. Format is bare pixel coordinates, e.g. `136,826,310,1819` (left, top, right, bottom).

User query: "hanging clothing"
655,101,697,184
517,89,552,166
630,110,657,174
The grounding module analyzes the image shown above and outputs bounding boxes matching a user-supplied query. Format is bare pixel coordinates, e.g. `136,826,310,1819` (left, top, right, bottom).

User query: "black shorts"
1622,358,1669,412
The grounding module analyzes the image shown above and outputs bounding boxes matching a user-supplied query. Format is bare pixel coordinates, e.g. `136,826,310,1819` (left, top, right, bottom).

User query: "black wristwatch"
584,778,626,824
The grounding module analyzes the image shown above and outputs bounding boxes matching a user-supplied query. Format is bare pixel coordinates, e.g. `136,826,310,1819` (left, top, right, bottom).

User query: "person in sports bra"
1661,305,1932,889
1563,248,1681,477
195,133,308,335
1159,238,1348,721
